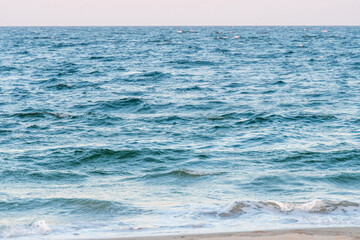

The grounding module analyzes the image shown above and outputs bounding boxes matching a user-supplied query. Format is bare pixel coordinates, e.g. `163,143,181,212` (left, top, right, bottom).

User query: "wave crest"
148,169,224,178
0,220,52,238
216,199,360,217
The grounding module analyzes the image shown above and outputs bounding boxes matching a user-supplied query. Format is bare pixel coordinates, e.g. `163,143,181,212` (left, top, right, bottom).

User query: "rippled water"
0,26,360,239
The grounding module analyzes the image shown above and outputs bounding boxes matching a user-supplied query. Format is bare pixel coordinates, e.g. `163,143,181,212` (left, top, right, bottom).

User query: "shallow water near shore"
0,26,360,239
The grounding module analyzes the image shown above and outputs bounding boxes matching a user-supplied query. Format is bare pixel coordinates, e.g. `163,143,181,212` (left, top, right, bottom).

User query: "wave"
213,199,360,217
0,66,17,72
250,175,287,186
101,98,144,109
177,104,213,111
272,80,286,85
175,85,203,91
283,113,338,122
5,111,124,127
234,113,339,126
214,48,231,53
76,148,141,164
325,172,360,188
39,78,101,89
88,56,115,62
0,169,88,182
73,97,150,113
12,111,74,119
207,112,246,121
141,71,170,78
0,198,132,215
16,50,31,55
51,42,78,48
33,36,54,39
148,169,225,178
168,60,216,68
275,150,360,164
0,220,52,238
82,113,123,126
46,83,73,90
224,82,245,88
17,147,189,171
125,71,172,81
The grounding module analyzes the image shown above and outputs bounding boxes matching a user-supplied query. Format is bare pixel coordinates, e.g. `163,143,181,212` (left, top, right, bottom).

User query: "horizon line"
1,24,360,27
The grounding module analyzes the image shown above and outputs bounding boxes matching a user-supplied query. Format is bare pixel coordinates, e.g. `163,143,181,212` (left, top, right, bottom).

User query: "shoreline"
85,227,360,240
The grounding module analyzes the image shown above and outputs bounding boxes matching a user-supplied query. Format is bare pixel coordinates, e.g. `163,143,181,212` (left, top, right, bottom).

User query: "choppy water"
0,26,360,239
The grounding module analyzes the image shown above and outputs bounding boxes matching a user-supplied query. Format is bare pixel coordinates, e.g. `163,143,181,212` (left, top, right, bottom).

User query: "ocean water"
0,26,360,239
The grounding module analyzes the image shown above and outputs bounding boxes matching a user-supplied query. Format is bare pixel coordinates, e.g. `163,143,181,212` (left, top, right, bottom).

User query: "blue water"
0,26,360,239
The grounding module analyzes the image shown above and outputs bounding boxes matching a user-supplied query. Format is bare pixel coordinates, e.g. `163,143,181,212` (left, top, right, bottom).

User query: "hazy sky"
1,0,360,26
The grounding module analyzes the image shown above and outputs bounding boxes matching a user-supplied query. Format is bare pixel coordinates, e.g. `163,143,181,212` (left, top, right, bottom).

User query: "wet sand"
87,227,360,240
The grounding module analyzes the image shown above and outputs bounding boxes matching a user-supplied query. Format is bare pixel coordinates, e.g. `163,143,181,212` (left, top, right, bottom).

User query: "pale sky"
0,0,360,26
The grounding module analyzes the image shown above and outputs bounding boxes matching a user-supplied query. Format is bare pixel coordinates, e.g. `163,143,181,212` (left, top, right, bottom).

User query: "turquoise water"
0,26,360,239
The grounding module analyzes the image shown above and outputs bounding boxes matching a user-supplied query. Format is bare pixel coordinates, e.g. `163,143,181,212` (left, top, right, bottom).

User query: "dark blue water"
1,26,360,239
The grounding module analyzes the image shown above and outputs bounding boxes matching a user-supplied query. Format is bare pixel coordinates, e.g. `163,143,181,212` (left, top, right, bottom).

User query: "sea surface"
0,26,360,239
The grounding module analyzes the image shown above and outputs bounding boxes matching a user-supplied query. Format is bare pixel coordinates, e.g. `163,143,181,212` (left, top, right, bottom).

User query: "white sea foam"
2,200,360,239
218,199,360,216
269,199,359,213
1,220,52,238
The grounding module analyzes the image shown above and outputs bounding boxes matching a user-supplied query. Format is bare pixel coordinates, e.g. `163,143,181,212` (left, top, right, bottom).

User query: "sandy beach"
87,227,360,240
